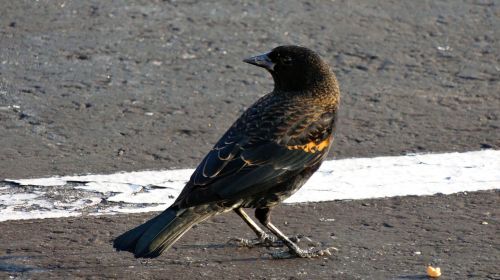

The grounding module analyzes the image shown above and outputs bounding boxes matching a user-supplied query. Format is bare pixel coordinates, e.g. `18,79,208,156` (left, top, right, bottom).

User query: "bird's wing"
173,99,336,208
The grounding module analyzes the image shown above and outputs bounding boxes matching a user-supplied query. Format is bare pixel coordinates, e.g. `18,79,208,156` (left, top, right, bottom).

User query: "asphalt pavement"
0,0,498,279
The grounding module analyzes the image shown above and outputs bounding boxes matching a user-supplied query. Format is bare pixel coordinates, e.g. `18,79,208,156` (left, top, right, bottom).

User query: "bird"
113,45,341,259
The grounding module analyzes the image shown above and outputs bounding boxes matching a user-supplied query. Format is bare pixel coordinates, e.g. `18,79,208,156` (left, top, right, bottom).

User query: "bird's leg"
229,208,285,247
255,207,334,259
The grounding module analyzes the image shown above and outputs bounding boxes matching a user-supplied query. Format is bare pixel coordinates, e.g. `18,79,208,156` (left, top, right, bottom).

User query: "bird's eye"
281,56,293,65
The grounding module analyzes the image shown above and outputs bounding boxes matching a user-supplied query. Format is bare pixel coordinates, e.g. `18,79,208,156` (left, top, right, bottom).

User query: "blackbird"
113,45,341,259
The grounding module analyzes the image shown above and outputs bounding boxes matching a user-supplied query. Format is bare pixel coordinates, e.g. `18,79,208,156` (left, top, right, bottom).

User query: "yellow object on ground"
427,266,441,278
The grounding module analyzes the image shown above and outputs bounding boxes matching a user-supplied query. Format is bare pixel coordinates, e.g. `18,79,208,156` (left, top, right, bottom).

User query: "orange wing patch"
287,137,331,153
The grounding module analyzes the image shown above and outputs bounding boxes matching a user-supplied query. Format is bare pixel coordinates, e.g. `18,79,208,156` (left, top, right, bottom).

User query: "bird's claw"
270,246,338,259
229,234,302,248
228,237,256,247
228,234,279,248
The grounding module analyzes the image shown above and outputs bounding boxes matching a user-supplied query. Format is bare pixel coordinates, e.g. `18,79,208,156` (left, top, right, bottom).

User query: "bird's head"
243,45,334,93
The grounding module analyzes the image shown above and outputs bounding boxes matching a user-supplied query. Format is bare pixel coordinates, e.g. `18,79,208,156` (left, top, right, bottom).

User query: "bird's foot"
270,246,338,259
229,233,301,248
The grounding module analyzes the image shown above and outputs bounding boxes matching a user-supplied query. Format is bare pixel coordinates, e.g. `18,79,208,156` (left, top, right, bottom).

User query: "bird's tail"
113,206,213,258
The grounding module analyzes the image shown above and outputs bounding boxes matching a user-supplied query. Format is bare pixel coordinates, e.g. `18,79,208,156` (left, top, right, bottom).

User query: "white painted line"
1,150,499,222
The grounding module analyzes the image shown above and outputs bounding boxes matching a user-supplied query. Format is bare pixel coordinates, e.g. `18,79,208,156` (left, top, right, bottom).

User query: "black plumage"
113,45,341,258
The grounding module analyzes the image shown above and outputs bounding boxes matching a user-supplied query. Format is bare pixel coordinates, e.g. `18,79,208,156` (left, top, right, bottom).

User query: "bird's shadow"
177,242,244,250
396,275,430,279
175,242,289,262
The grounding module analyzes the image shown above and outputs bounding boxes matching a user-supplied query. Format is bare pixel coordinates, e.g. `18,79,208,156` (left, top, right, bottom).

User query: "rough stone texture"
0,190,498,279
0,0,499,279
1,0,498,179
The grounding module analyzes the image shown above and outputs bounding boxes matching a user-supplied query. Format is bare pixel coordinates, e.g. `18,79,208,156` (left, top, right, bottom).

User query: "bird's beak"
243,53,275,71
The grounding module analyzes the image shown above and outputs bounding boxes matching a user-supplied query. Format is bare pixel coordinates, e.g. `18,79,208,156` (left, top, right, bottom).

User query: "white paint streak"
1,150,499,222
